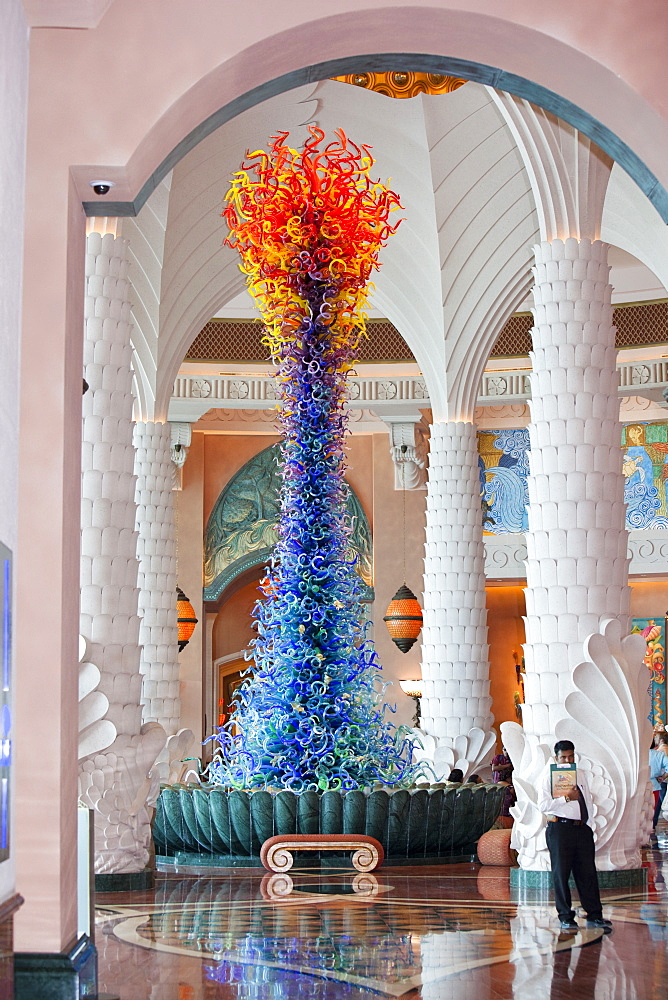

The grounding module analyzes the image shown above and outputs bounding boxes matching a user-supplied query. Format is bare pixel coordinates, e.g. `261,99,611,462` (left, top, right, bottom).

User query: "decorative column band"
522,238,630,742
420,420,492,741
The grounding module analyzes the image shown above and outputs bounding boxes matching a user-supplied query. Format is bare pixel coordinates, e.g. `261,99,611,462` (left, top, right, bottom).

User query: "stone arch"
76,11,668,421
81,10,668,224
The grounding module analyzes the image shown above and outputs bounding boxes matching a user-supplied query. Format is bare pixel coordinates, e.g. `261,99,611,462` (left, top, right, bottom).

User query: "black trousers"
545,821,603,921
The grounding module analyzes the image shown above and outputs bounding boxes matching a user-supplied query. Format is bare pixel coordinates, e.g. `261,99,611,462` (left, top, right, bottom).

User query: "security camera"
90,180,115,196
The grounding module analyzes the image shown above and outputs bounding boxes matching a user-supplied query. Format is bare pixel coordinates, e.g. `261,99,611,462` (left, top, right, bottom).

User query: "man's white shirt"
537,759,596,831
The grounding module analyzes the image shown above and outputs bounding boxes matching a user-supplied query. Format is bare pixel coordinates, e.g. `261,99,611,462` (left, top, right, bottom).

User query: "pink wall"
0,0,28,915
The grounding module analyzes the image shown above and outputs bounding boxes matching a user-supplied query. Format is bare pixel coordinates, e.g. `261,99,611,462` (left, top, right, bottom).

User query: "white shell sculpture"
502,618,653,871
150,728,197,786
78,635,116,761
78,722,167,874
409,726,496,781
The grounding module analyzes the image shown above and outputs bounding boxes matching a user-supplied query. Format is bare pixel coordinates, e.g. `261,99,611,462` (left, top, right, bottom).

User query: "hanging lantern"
176,586,198,651
383,584,423,653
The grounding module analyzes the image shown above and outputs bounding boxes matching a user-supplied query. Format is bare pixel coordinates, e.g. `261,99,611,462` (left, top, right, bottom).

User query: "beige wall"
176,432,205,747
629,580,668,620
369,433,426,728
202,432,281,527
486,586,527,740
212,580,259,662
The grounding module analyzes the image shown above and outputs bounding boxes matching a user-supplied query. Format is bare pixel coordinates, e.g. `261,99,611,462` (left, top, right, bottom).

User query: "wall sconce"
399,679,422,727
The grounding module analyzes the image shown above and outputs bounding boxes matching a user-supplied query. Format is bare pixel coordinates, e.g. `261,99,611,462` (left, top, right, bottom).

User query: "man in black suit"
538,739,613,933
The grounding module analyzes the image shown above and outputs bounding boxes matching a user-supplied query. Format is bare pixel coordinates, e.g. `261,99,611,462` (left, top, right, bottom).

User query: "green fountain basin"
153,782,505,864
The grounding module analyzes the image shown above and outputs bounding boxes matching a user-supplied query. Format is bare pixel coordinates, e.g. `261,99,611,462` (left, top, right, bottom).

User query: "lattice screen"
185,301,668,363
186,319,414,363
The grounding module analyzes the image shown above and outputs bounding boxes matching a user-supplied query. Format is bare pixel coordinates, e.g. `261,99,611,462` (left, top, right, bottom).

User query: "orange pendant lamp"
176,586,198,651
384,447,423,653
384,584,423,653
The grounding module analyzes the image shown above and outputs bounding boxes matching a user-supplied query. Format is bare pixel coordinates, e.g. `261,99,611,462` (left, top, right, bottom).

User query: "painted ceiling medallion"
332,71,466,99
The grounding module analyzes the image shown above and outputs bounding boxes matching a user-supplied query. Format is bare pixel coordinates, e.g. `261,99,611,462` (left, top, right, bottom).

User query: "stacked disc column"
420,421,493,744
522,238,630,743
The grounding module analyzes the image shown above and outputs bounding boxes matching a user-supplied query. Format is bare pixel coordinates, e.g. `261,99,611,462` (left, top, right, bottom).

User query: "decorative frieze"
169,359,668,423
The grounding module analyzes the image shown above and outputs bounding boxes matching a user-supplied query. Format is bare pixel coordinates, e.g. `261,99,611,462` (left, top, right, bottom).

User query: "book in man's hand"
551,763,577,797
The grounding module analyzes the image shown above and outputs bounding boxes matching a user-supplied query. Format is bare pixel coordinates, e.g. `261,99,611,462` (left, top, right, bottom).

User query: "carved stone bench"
260,833,384,873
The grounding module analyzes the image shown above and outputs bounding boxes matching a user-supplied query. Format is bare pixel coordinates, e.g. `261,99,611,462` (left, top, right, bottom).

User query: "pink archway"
17,0,668,954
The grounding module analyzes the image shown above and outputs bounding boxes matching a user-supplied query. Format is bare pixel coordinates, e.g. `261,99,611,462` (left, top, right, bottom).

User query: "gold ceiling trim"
331,71,466,99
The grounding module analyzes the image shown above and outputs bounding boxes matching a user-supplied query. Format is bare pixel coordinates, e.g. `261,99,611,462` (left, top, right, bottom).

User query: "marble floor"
96,822,668,1000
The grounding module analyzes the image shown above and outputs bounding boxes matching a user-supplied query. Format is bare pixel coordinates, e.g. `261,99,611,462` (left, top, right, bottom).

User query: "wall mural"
480,422,668,533
204,444,373,602
621,423,668,528
631,617,666,727
479,429,529,533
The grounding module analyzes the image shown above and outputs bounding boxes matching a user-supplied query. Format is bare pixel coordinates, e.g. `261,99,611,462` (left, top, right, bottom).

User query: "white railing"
171,359,667,411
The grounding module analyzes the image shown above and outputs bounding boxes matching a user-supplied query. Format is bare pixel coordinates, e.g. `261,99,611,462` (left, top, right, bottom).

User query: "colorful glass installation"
209,128,417,791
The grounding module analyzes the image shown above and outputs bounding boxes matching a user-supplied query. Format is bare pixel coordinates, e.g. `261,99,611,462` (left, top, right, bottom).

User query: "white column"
79,232,166,874
419,421,494,774
133,421,180,734
522,238,630,743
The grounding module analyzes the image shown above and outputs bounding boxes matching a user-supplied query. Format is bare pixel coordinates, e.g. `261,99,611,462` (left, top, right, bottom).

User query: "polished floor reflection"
96,822,668,999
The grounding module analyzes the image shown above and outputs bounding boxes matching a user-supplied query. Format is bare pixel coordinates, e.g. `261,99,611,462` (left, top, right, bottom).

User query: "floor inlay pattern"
96,823,668,999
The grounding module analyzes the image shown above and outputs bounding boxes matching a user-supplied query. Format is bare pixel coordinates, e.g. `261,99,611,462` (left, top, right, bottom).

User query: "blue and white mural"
479,429,529,534
478,423,668,533
622,423,668,529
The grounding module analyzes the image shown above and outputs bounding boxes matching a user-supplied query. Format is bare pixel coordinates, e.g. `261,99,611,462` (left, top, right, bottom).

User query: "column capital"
374,408,428,490
170,421,192,489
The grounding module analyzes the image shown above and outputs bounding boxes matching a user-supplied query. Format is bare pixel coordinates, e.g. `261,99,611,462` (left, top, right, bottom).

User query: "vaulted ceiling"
119,80,668,423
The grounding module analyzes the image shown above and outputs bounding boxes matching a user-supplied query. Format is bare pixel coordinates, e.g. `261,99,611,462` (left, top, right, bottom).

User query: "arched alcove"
203,443,373,605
